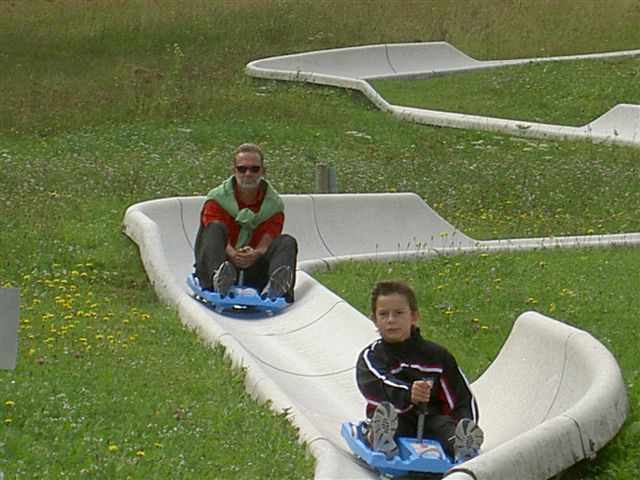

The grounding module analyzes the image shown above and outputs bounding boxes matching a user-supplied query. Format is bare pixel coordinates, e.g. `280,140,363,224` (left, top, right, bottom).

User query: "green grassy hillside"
1,1,638,478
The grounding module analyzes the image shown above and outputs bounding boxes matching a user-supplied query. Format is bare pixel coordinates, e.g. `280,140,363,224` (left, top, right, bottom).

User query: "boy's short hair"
370,279,419,314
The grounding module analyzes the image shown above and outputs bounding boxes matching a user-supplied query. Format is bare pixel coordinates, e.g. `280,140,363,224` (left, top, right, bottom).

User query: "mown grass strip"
371,56,640,126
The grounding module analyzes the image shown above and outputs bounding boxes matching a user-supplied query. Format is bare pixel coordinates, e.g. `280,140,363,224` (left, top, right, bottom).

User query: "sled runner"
341,421,454,478
187,274,287,314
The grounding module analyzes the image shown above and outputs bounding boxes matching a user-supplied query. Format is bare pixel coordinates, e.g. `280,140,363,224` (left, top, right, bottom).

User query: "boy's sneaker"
454,418,484,463
369,402,399,460
261,265,293,300
213,261,237,297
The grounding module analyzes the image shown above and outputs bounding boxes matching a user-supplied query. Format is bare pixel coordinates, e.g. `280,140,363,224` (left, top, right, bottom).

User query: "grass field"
1,1,639,478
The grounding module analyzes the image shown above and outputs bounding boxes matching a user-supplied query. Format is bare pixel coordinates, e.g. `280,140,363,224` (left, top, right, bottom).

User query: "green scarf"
207,177,284,248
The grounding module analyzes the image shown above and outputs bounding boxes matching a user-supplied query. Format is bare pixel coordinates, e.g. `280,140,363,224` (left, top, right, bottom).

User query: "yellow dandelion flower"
5,400,15,407
136,451,145,457
108,444,118,453
154,442,163,448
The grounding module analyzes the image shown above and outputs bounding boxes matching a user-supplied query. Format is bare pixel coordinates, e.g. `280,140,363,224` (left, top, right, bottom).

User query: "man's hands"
229,245,262,269
411,379,434,405
226,234,272,270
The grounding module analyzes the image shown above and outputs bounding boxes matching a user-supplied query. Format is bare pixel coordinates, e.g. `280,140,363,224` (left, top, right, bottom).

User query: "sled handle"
416,406,426,443
416,376,437,443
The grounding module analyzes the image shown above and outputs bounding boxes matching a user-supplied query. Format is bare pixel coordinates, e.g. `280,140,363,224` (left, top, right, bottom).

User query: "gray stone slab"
0,287,20,370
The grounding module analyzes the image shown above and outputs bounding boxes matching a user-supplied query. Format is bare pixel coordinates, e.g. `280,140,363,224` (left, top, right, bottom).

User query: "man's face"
233,151,264,192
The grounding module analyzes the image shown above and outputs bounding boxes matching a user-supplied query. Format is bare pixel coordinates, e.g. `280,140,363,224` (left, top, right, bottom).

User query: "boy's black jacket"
356,327,479,425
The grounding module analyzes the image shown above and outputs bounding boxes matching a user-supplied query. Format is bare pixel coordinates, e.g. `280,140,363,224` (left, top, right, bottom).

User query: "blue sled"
341,421,454,478
186,274,288,313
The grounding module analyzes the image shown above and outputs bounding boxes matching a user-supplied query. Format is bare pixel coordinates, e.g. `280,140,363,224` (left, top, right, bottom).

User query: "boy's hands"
411,379,434,404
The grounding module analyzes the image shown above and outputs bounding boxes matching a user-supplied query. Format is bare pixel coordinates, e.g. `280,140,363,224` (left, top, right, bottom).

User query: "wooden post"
315,163,329,193
328,165,337,193
315,164,337,193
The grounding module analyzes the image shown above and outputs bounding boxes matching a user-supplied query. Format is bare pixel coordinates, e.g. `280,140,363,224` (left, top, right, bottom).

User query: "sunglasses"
234,165,262,174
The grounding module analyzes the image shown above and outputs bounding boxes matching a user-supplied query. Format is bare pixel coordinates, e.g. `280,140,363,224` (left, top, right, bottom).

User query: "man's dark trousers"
195,221,297,302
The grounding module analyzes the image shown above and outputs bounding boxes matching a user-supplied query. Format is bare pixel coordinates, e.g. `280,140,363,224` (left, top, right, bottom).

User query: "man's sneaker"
454,418,484,463
261,265,293,300
369,402,399,460
212,261,237,297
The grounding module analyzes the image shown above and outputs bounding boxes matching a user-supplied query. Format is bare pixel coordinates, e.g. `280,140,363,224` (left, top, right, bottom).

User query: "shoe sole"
454,419,484,462
213,262,237,296
262,265,293,299
371,402,399,460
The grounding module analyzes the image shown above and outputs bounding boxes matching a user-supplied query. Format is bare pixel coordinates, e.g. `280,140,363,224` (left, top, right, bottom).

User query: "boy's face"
371,293,419,343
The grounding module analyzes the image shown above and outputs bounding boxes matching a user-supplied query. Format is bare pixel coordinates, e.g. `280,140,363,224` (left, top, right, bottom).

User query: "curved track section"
246,42,640,147
123,193,634,479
